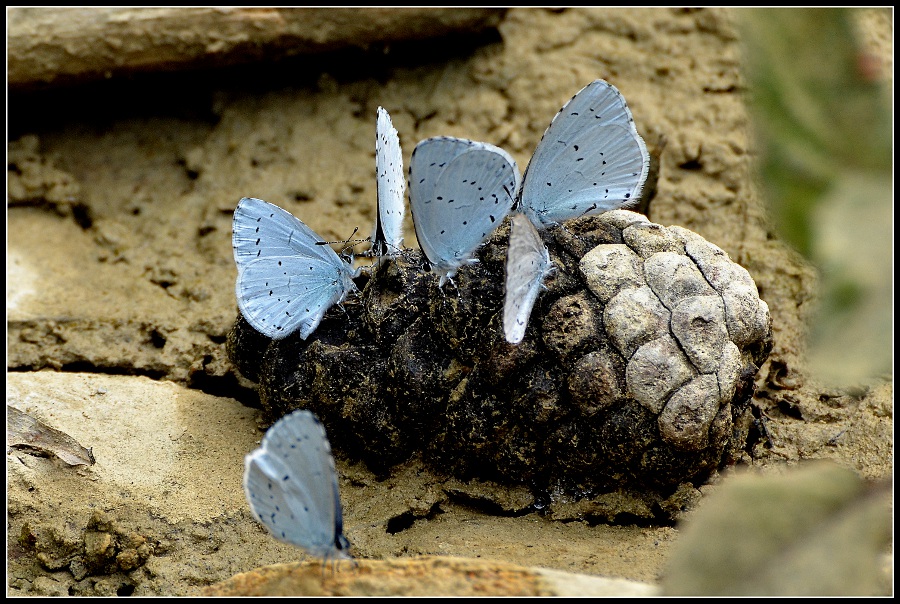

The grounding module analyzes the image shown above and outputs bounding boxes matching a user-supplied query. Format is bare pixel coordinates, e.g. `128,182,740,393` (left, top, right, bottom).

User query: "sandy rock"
8,7,506,89
202,556,659,597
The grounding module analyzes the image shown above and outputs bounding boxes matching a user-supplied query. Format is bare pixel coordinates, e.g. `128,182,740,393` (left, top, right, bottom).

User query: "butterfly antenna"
339,228,362,256
315,227,368,254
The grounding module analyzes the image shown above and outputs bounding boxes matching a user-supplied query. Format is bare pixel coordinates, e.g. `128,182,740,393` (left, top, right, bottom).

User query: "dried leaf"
7,405,96,466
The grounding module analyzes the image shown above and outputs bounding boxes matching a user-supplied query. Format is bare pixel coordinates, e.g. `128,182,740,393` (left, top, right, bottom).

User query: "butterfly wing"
518,80,650,229
233,197,344,269
503,213,553,344
372,107,405,257
233,197,356,340
243,410,351,560
409,136,520,285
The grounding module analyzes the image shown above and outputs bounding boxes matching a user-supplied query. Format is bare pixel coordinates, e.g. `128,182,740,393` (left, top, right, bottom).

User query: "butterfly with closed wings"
408,137,521,286
371,106,405,258
232,197,358,340
244,409,352,561
503,213,555,344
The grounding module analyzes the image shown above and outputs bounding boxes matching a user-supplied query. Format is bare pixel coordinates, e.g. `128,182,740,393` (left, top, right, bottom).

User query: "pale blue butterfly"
371,106,405,258
408,137,521,286
232,197,358,340
515,79,650,229
503,79,650,343
244,409,352,561
503,213,554,344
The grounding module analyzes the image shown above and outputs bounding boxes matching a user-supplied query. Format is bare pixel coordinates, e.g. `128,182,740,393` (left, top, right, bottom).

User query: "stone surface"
202,556,659,597
8,7,505,89
604,285,671,358
670,295,728,374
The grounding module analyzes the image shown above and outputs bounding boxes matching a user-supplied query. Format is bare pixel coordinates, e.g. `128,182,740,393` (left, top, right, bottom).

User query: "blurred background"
738,7,892,386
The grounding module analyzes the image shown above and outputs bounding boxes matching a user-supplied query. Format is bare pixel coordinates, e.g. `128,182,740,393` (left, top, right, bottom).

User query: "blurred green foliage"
737,8,892,384
662,463,892,595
